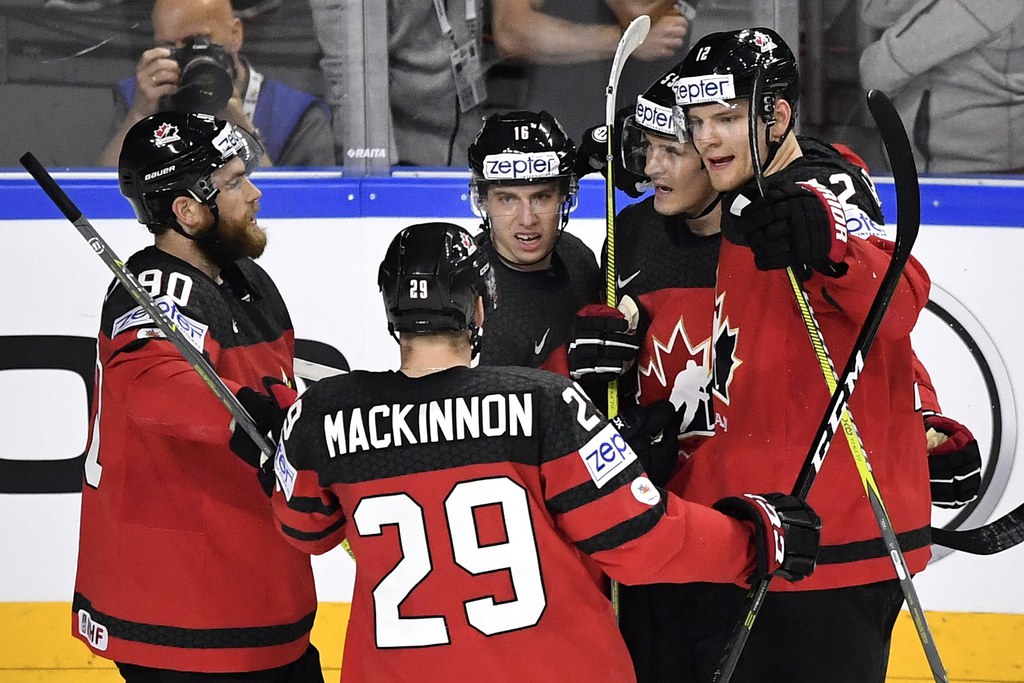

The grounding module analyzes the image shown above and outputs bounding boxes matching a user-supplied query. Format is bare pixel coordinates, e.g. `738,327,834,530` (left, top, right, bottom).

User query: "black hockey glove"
610,400,681,487
724,180,849,276
229,376,297,495
926,414,982,509
575,106,650,198
713,493,821,583
568,301,641,384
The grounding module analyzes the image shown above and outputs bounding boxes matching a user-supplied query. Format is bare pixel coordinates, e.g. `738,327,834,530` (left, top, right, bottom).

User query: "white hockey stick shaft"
604,14,650,420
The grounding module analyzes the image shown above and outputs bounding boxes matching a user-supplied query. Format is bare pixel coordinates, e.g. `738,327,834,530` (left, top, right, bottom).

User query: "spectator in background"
489,0,690,138
309,0,489,167
859,0,1024,174
97,0,334,168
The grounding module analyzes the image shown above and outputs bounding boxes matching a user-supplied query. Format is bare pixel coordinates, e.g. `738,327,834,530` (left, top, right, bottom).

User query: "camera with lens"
162,35,237,114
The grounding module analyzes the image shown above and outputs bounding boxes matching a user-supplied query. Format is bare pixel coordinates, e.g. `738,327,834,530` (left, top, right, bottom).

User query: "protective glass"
621,113,689,176
470,181,568,218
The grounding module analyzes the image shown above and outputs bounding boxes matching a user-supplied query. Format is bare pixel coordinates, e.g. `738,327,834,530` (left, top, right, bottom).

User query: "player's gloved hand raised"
575,106,650,198
724,180,849,276
229,376,297,466
926,414,982,509
713,493,821,583
611,400,681,487
569,298,642,383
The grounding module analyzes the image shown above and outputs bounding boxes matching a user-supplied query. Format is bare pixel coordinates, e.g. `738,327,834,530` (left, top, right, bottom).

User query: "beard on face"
199,208,267,265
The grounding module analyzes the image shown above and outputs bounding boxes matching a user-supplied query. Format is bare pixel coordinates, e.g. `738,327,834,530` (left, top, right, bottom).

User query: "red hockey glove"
610,400,681,487
713,493,821,583
229,377,298,469
725,180,849,275
568,301,641,383
926,414,982,509
574,106,650,198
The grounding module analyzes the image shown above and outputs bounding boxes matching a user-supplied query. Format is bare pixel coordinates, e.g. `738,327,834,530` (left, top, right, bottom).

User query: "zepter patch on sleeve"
579,422,638,488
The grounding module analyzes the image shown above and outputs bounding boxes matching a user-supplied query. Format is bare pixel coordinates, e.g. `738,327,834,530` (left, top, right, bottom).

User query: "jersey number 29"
353,476,545,648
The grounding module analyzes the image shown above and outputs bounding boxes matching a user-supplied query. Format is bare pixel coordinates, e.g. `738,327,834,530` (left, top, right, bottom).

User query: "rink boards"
1,171,1023,680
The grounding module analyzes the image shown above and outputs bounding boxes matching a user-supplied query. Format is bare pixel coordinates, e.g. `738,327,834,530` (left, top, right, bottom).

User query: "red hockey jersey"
271,365,762,682
680,156,934,591
73,247,316,672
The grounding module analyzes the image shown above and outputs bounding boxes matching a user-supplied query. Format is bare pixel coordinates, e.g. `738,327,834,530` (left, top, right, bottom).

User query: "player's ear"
772,99,793,142
171,195,210,236
474,295,485,329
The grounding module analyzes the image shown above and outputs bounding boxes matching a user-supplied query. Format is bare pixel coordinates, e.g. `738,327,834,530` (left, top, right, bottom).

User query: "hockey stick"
713,90,933,681
932,501,1024,555
758,92,943,677
604,14,650,421
19,152,276,466
602,15,648,617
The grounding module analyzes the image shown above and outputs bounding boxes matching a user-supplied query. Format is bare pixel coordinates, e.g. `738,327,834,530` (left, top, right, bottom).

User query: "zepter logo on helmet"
676,27,799,120
620,64,693,177
467,110,579,227
378,222,496,345
118,112,264,231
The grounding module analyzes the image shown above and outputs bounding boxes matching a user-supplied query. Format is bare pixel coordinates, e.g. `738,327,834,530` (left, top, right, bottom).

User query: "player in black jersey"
264,221,822,683
467,110,602,367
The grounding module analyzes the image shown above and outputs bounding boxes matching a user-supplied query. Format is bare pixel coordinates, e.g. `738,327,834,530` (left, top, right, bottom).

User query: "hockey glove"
926,414,982,509
724,180,849,275
713,493,821,583
568,300,641,383
575,106,651,198
229,377,298,495
610,400,681,487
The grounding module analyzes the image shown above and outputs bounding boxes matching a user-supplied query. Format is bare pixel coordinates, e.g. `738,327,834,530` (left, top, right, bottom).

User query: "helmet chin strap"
683,193,721,220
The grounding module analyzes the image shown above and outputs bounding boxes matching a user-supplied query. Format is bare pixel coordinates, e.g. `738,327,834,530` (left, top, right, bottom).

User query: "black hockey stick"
746,80,946,678
932,501,1024,555
19,152,276,466
714,90,937,682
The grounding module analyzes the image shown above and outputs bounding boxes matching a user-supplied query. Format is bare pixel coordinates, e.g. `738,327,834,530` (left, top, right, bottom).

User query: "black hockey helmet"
468,110,579,230
621,60,690,175
677,27,799,118
118,111,263,232
676,28,799,171
378,222,497,341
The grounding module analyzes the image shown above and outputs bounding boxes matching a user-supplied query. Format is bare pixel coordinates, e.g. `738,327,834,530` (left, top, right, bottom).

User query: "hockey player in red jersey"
73,112,322,681
468,110,602,367
265,221,821,683
660,27,931,681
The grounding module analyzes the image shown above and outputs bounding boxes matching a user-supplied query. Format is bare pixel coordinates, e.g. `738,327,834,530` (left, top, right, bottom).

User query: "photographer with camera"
97,0,333,168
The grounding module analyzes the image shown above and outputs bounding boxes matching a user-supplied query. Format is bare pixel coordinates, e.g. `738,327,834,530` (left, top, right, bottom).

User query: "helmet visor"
472,180,566,218
621,113,689,176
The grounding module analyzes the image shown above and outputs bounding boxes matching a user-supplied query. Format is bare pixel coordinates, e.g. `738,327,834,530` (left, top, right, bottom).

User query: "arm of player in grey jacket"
859,0,1024,94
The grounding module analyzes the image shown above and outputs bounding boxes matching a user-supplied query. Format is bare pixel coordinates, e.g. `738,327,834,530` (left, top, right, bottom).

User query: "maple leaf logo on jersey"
712,292,742,405
637,316,714,438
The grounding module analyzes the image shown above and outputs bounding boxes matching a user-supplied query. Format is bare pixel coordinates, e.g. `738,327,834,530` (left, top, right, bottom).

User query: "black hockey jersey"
476,230,601,367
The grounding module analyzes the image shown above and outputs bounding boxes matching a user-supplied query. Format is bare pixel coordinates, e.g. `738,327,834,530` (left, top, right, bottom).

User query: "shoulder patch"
111,295,208,352
274,441,298,501
579,422,637,488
